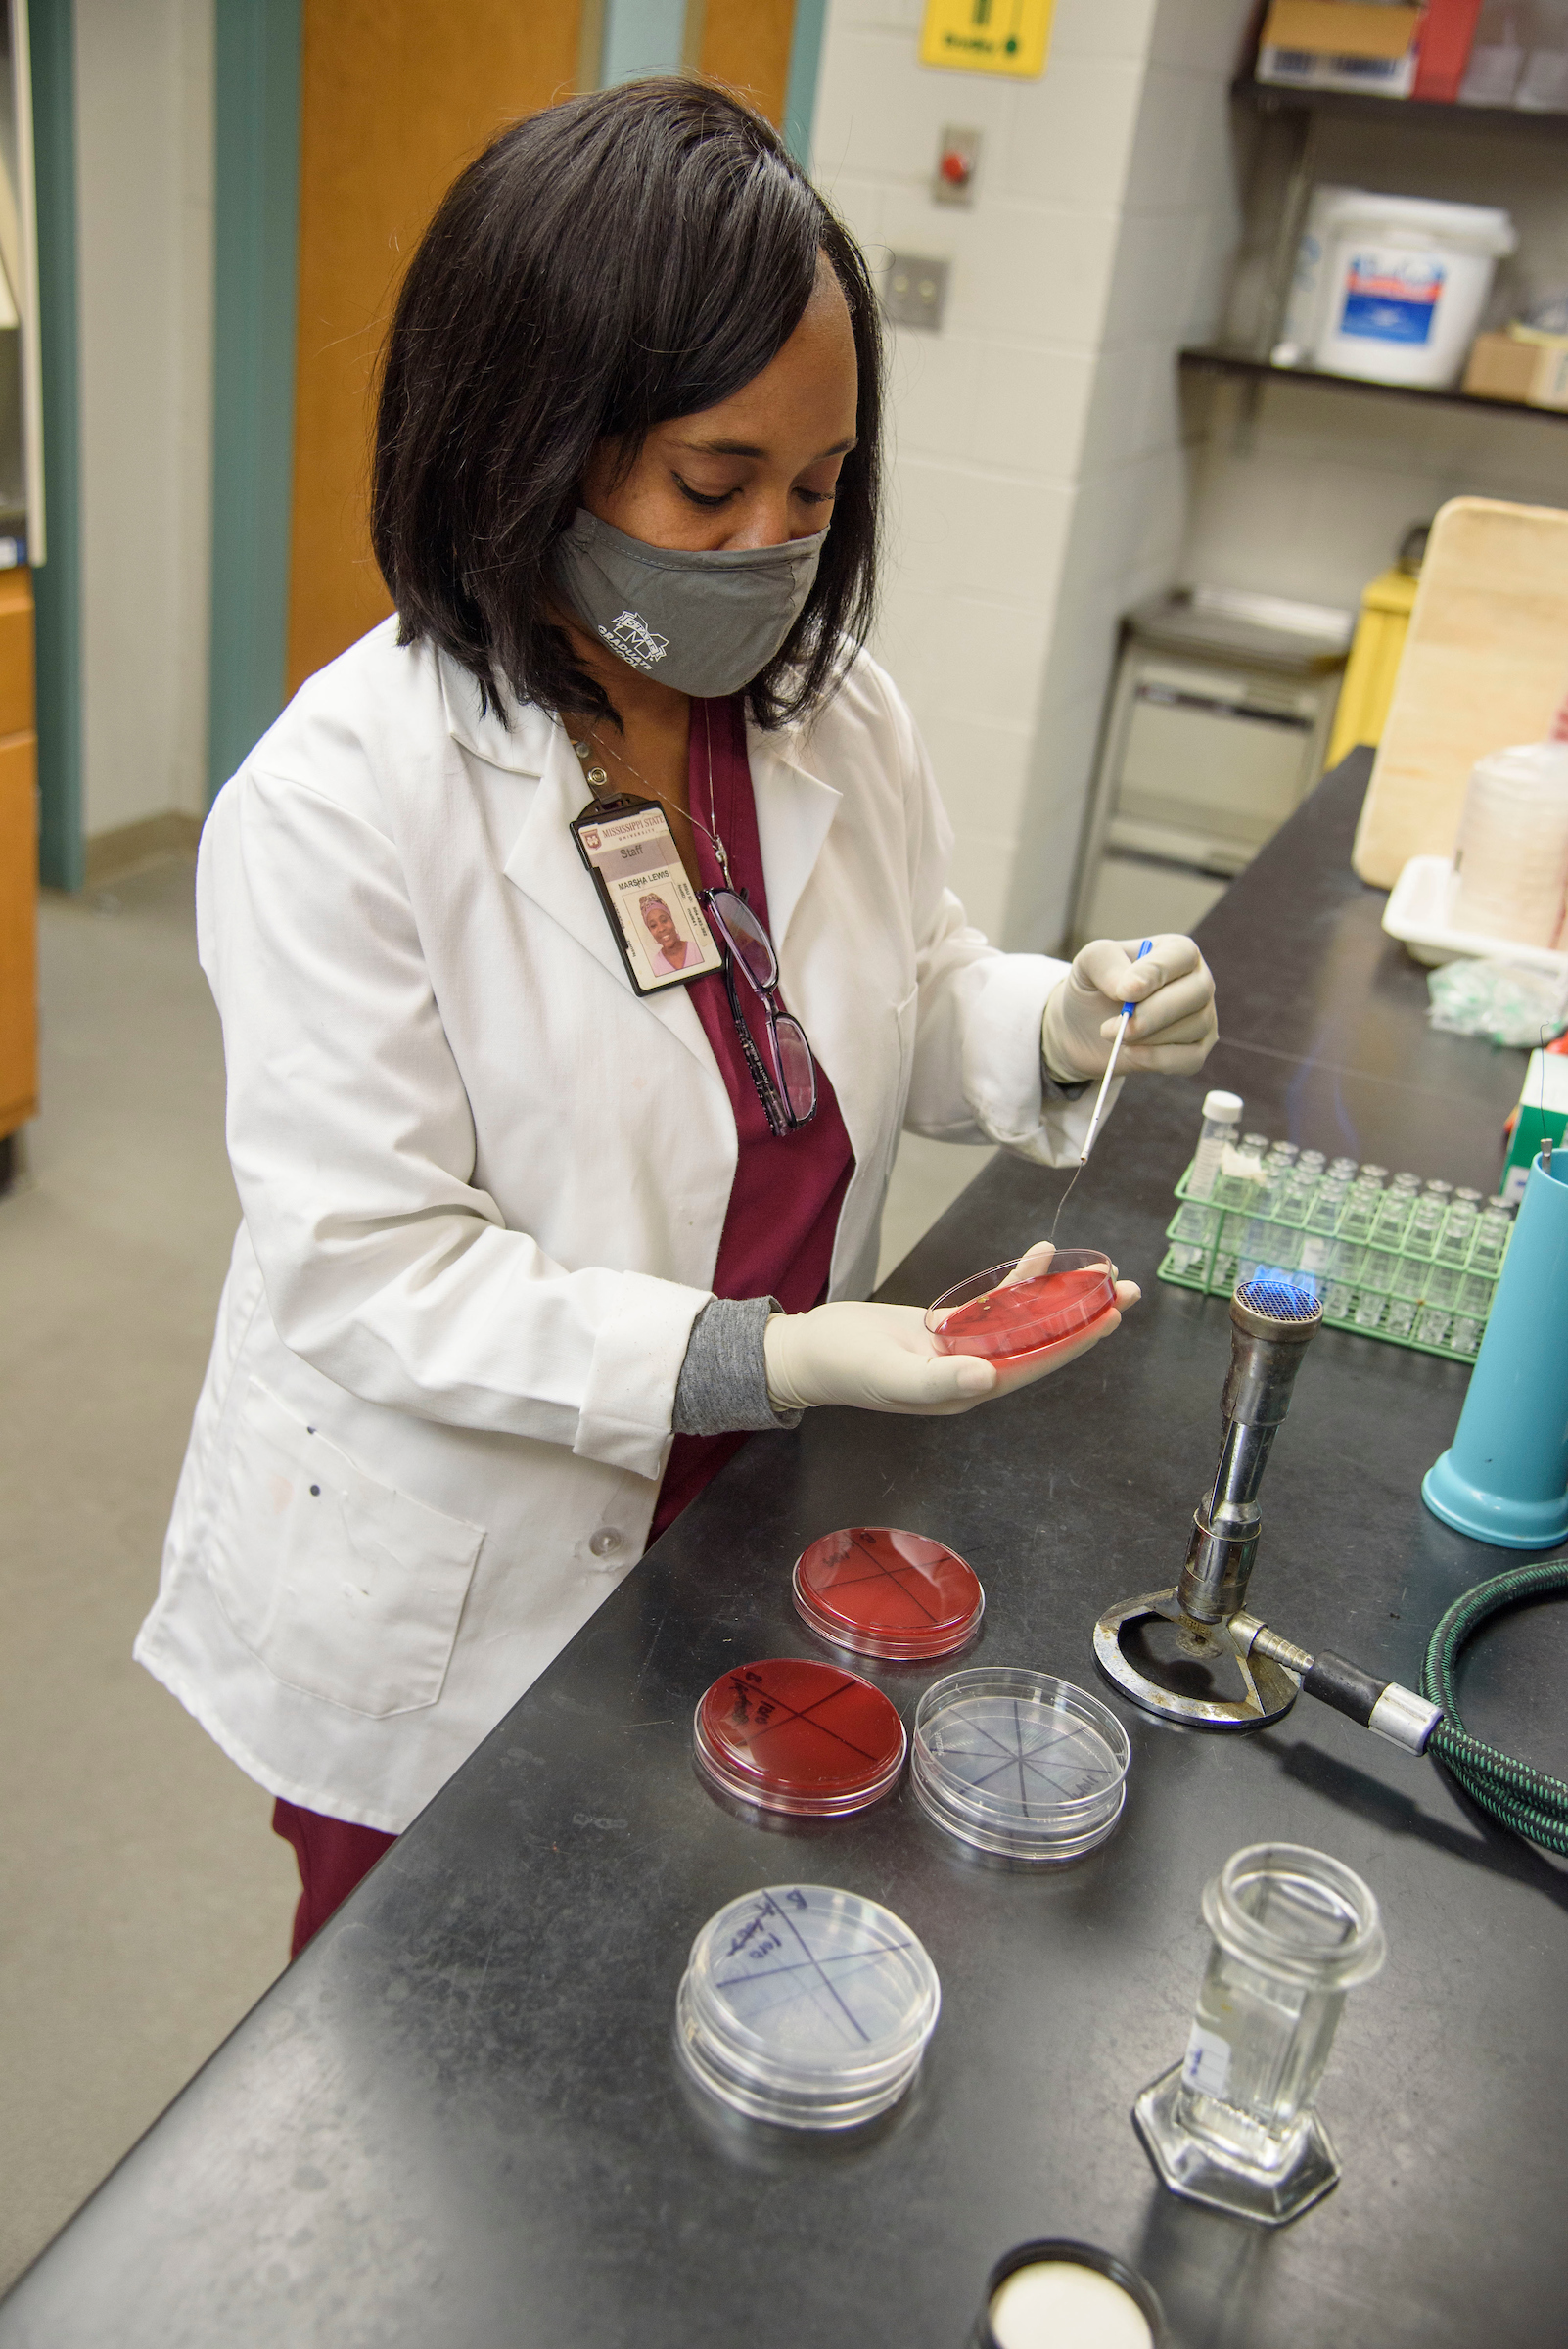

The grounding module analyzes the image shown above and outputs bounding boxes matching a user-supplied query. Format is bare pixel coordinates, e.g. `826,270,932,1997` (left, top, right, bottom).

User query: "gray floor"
0,862,298,2293
0,858,992,2292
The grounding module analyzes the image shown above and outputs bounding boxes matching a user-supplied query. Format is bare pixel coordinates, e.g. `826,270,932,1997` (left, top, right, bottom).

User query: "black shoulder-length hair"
371,77,884,732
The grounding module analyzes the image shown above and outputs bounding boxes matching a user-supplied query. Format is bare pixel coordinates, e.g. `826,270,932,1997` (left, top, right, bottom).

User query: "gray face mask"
553,508,828,699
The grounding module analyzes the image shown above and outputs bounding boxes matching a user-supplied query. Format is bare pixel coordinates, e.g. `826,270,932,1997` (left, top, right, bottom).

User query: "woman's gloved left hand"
1041,932,1218,1082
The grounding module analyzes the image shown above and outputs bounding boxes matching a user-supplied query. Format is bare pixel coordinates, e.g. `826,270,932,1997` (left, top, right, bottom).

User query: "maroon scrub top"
649,695,855,1540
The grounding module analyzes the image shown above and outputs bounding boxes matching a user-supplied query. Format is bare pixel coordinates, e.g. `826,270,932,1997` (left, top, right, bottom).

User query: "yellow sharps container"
1326,566,1418,767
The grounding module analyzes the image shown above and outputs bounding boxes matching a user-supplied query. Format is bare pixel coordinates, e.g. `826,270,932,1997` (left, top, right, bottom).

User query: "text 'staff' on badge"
919,0,1054,79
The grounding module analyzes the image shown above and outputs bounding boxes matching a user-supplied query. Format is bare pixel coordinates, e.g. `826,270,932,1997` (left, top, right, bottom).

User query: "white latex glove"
762,1250,1139,1417
1041,934,1218,1081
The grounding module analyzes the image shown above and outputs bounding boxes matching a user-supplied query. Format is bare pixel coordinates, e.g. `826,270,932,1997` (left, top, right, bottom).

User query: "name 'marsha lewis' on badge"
574,803,724,993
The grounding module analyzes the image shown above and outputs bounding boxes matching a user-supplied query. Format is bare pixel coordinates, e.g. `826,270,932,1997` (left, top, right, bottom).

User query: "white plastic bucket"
1308,194,1516,389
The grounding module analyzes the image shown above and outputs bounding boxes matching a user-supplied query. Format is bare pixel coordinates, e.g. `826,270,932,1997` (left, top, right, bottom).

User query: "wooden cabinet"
0,566,36,1141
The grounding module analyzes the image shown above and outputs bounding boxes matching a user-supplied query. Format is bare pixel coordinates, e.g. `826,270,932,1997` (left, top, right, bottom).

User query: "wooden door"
285,1,583,695
700,0,797,125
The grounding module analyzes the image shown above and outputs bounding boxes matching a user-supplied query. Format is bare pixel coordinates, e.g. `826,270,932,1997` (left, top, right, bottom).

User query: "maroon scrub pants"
272,1799,395,1958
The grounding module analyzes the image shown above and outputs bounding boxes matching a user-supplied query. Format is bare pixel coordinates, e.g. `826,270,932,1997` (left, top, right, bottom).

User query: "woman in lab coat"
136,80,1218,1951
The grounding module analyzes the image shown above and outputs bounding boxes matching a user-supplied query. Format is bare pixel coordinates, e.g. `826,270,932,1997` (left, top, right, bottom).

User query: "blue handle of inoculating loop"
1123,939,1154,1018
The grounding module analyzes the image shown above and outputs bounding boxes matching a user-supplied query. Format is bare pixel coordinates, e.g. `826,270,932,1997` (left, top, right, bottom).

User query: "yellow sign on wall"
919,0,1055,79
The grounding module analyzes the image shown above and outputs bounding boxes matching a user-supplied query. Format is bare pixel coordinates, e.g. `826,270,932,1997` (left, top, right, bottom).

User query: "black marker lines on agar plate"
674,1884,941,2129
911,1669,1130,1862
793,1526,985,1661
693,1657,906,1818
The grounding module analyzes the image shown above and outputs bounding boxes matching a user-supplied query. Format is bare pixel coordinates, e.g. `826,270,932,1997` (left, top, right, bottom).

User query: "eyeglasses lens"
774,1017,817,1120
709,893,776,991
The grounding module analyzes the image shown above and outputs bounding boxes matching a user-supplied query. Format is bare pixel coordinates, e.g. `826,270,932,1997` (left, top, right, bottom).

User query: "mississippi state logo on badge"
599,609,669,671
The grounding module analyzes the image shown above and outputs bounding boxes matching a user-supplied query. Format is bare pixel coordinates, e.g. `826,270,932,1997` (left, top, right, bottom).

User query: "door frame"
207,0,301,802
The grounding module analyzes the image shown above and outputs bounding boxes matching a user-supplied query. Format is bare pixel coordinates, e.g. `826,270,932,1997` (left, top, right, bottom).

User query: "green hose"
1421,1558,1568,1858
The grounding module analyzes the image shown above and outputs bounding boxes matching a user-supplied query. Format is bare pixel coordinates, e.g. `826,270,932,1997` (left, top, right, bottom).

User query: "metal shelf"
1179,345,1568,424
1231,74,1568,140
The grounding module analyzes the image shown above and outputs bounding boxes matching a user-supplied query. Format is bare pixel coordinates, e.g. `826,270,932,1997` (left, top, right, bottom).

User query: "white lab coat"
135,620,1105,1831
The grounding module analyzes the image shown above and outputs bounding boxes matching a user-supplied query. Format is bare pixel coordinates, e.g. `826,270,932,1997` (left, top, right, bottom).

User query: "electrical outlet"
882,253,949,333
934,125,981,207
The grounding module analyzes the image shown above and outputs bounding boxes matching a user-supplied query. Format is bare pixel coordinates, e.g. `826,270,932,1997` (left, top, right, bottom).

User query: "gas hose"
1420,1559,1568,1859
1237,1558,1568,1856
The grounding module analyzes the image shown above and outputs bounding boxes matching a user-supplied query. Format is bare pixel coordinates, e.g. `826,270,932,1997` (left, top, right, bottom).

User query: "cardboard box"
1462,331,1568,410
1464,332,1546,402
1413,0,1485,102
1529,343,1568,411
1260,1,1422,58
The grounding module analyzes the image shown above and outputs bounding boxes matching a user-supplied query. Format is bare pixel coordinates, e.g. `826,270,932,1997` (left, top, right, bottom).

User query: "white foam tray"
1381,855,1568,978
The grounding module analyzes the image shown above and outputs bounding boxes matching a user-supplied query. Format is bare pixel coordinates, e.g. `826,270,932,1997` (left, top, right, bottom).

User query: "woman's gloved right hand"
762,1252,1135,1418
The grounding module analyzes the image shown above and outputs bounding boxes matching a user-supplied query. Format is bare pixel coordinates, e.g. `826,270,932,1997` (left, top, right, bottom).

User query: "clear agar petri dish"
927,1252,1117,1364
793,1526,985,1662
911,1668,1130,1863
674,1882,941,2130
693,1657,907,1818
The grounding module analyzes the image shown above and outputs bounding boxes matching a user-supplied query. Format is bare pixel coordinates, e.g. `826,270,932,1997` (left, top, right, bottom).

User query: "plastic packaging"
910,1668,1130,1863
1133,1842,1386,2225
693,1657,906,1818
1307,194,1516,390
927,1253,1117,1364
1427,956,1568,1046
674,1883,940,2130
1451,737,1568,948
793,1526,984,1662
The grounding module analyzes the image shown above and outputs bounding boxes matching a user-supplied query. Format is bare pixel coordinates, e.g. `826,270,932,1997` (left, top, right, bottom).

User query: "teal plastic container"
1423,1153,1568,1550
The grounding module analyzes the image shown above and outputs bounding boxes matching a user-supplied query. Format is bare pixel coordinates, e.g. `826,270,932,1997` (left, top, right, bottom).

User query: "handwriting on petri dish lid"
572,1813,627,1832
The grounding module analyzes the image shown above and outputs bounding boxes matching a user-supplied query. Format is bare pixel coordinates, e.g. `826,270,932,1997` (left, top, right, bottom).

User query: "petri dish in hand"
927,1251,1117,1363
675,1882,941,2130
910,1668,1130,1863
793,1526,985,1662
694,1657,907,1818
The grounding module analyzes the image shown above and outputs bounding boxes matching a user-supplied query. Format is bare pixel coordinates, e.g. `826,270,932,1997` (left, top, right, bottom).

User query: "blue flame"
1248,1264,1324,1309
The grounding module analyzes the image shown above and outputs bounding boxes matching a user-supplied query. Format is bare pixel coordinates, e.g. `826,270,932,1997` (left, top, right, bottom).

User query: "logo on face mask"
600,609,669,671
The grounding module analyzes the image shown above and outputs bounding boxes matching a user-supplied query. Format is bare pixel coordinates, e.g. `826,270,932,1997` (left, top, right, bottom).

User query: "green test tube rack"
1157,1150,1514,1365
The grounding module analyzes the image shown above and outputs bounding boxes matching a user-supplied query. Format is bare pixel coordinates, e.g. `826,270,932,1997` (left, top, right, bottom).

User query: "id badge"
571,794,725,995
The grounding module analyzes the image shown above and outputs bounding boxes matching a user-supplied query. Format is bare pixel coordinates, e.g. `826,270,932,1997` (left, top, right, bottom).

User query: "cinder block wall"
811,0,1254,953
76,0,214,848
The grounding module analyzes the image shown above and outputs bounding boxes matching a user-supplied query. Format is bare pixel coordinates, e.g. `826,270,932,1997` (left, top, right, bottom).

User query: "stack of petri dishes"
927,1251,1118,1371
675,1883,941,2130
911,1668,1130,1863
793,1525,985,1662
693,1656,907,1818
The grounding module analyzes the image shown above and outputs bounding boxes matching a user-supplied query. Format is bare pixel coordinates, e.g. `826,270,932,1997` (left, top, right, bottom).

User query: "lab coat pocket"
208,1380,484,1716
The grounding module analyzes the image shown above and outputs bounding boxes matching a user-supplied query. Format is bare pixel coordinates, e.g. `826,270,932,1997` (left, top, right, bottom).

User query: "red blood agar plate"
693,1657,907,1818
926,1250,1117,1364
793,1526,985,1662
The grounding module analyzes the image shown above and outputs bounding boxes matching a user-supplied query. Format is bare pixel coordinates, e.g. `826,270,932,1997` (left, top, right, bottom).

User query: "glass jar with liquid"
1133,1842,1385,2225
